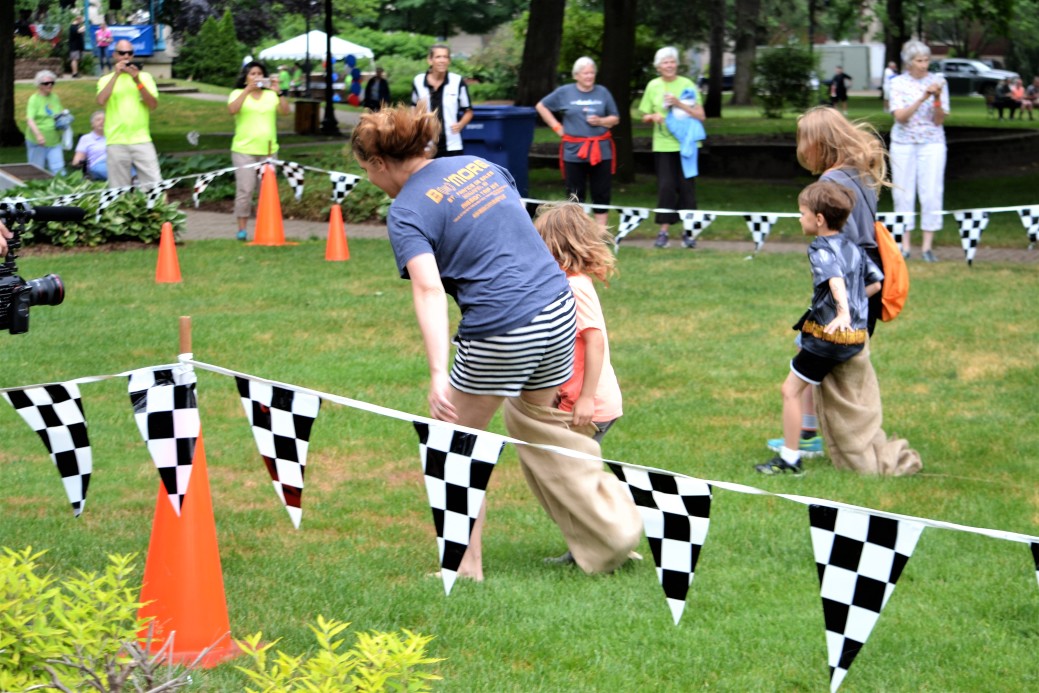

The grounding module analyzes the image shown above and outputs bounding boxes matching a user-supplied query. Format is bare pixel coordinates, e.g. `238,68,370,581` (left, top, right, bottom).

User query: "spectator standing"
637,46,704,248
227,62,290,241
15,10,34,37
363,67,391,111
96,40,162,188
1010,77,1033,120
882,61,898,111
68,14,86,78
411,44,473,158
277,65,292,96
24,71,66,176
889,39,948,263
71,111,108,180
94,22,113,75
829,66,853,114
535,57,620,229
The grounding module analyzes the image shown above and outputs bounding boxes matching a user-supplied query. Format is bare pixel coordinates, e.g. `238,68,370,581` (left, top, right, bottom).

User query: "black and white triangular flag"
1031,543,1039,589
414,421,504,595
193,172,219,208
236,377,321,529
330,171,360,204
142,178,176,209
608,463,711,625
613,207,651,245
128,367,200,516
3,383,92,517
744,214,778,251
282,161,306,200
953,210,990,266
876,213,911,245
96,184,134,221
809,504,924,693
1017,207,1039,248
679,209,716,243
53,192,88,208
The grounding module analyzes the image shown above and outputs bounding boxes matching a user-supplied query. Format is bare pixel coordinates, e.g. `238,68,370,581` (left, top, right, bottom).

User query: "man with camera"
96,39,162,188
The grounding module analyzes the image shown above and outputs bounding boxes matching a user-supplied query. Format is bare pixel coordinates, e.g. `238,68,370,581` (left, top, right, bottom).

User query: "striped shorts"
450,292,577,397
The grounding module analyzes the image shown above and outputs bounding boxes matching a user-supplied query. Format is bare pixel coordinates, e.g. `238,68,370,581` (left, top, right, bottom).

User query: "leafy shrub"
349,27,438,62
13,174,187,247
754,43,818,118
235,614,443,692
173,10,245,87
0,547,192,692
14,36,54,60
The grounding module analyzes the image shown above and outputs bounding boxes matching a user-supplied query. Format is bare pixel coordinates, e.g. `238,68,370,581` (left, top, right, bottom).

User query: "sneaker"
682,234,698,249
901,249,911,260
922,249,939,263
543,550,575,565
767,435,824,458
654,231,669,248
236,230,248,241
754,455,804,476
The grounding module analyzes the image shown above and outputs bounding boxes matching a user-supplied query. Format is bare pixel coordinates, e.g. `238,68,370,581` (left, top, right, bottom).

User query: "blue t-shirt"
539,83,619,162
388,156,570,340
802,234,883,361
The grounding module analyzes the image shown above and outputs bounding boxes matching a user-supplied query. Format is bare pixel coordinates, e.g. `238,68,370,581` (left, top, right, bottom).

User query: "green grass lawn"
0,238,1037,690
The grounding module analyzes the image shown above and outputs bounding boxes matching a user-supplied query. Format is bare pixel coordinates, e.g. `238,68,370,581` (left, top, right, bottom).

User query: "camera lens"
27,273,64,307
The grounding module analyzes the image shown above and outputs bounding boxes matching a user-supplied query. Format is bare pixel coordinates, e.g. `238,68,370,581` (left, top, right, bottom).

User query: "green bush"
754,43,818,118
0,547,191,692
349,27,437,62
235,614,443,692
173,10,245,87
14,36,54,60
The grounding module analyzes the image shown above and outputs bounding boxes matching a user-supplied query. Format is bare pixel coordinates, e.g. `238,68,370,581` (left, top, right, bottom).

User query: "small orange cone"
138,435,240,667
325,204,350,261
155,222,181,283
249,164,287,246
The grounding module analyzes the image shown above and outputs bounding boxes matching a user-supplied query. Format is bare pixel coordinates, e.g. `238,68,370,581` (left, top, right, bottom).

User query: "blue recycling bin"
461,105,537,197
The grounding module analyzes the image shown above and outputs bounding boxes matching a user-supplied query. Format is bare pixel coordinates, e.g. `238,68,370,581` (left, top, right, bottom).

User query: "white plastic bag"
62,127,73,151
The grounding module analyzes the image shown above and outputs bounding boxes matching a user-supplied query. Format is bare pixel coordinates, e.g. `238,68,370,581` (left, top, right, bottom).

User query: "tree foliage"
173,10,245,87
754,42,817,118
370,0,526,37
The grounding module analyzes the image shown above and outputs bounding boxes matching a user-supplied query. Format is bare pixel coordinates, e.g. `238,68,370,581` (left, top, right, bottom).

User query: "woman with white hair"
637,46,704,248
535,57,621,228
889,39,948,263
24,70,66,175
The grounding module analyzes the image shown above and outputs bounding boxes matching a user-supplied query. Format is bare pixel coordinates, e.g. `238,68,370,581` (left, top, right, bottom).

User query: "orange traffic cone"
155,222,181,283
249,164,287,246
138,434,240,667
325,204,350,261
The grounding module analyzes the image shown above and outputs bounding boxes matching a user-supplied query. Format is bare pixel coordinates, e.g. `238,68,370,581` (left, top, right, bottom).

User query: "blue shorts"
450,292,576,397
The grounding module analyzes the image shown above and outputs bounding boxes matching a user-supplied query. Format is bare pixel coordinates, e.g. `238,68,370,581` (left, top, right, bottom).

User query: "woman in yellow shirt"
228,61,290,240
24,70,66,175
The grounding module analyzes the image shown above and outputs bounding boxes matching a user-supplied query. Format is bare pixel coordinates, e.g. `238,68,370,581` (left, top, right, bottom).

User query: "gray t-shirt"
822,168,878,249
388,156,570,340
539,83,618,162
802,234,884,361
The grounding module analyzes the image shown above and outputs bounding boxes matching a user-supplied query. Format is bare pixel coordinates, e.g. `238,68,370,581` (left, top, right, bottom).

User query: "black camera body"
0,199,75,335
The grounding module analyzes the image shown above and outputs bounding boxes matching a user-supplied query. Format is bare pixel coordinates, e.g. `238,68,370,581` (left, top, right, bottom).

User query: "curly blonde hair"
796,106,888,191
533,201,616,283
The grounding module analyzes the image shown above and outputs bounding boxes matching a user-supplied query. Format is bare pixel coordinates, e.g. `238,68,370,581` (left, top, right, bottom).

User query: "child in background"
757,181,883,475
534,201,623,442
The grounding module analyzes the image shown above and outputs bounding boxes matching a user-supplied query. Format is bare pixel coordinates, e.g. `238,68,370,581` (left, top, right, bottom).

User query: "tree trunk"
884,0,909,69
601,0,638,183
0,0,24,147
730,0,761,106
515,0,565,106
704,0,726,118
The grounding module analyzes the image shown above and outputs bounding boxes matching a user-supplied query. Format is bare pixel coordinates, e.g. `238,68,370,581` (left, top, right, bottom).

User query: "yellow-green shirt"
97,72,158,145
25,92,63,148
228,89,281,156
638,76,699,153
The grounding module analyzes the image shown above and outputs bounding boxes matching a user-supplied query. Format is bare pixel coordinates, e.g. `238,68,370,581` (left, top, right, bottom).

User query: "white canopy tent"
258,30,374,63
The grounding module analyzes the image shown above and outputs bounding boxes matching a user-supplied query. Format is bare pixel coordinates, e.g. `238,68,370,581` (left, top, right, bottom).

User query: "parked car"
929,58,1018,96
698,64,735,92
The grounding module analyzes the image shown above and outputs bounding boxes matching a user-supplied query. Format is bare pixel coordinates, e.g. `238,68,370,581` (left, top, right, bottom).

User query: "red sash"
559,131,616,178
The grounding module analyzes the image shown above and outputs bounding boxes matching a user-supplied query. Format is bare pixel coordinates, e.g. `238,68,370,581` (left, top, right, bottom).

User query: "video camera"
0,199,84,335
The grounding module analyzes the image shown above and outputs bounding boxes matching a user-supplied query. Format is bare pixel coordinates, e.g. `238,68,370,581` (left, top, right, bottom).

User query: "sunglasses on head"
39,81,55,86
116,49,134,55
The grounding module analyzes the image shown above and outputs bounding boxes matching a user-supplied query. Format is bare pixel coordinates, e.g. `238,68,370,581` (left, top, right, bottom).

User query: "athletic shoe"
901,249,910,260
654,231,669,248
767,435,824,458
922,249,939,263
236,230,248,241
544,550,575,565
683,234,698,249
754,455,804,476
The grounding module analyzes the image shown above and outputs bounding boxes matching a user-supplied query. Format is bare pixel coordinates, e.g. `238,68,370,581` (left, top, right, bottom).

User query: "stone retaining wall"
15,58,64,81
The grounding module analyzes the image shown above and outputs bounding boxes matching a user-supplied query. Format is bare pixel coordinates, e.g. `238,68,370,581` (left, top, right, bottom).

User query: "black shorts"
790,349,844,385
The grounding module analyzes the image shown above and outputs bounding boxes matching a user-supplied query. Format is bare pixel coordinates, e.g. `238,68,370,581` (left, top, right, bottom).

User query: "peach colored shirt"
557,273,623,422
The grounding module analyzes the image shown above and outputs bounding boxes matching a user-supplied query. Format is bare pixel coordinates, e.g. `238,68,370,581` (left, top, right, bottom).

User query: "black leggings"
653,151,697,224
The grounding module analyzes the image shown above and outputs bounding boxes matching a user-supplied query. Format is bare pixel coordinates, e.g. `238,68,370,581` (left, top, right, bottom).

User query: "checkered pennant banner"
236,377,321,529
128,367,200,516
679,209,716,242
53,192,89,208
607,463,711,625
744,214,778,251
142,178,176,209
193,172,219,207
2,383,92,517
414,421,504,595
96,184,134,221
953,210,990,266
1016,207,1039,246
809,504,924,693
330,171,360,204
523,199,541,219
613,207,651,245
876,213,911,245
281,161,306,200
1032,543,1039,590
